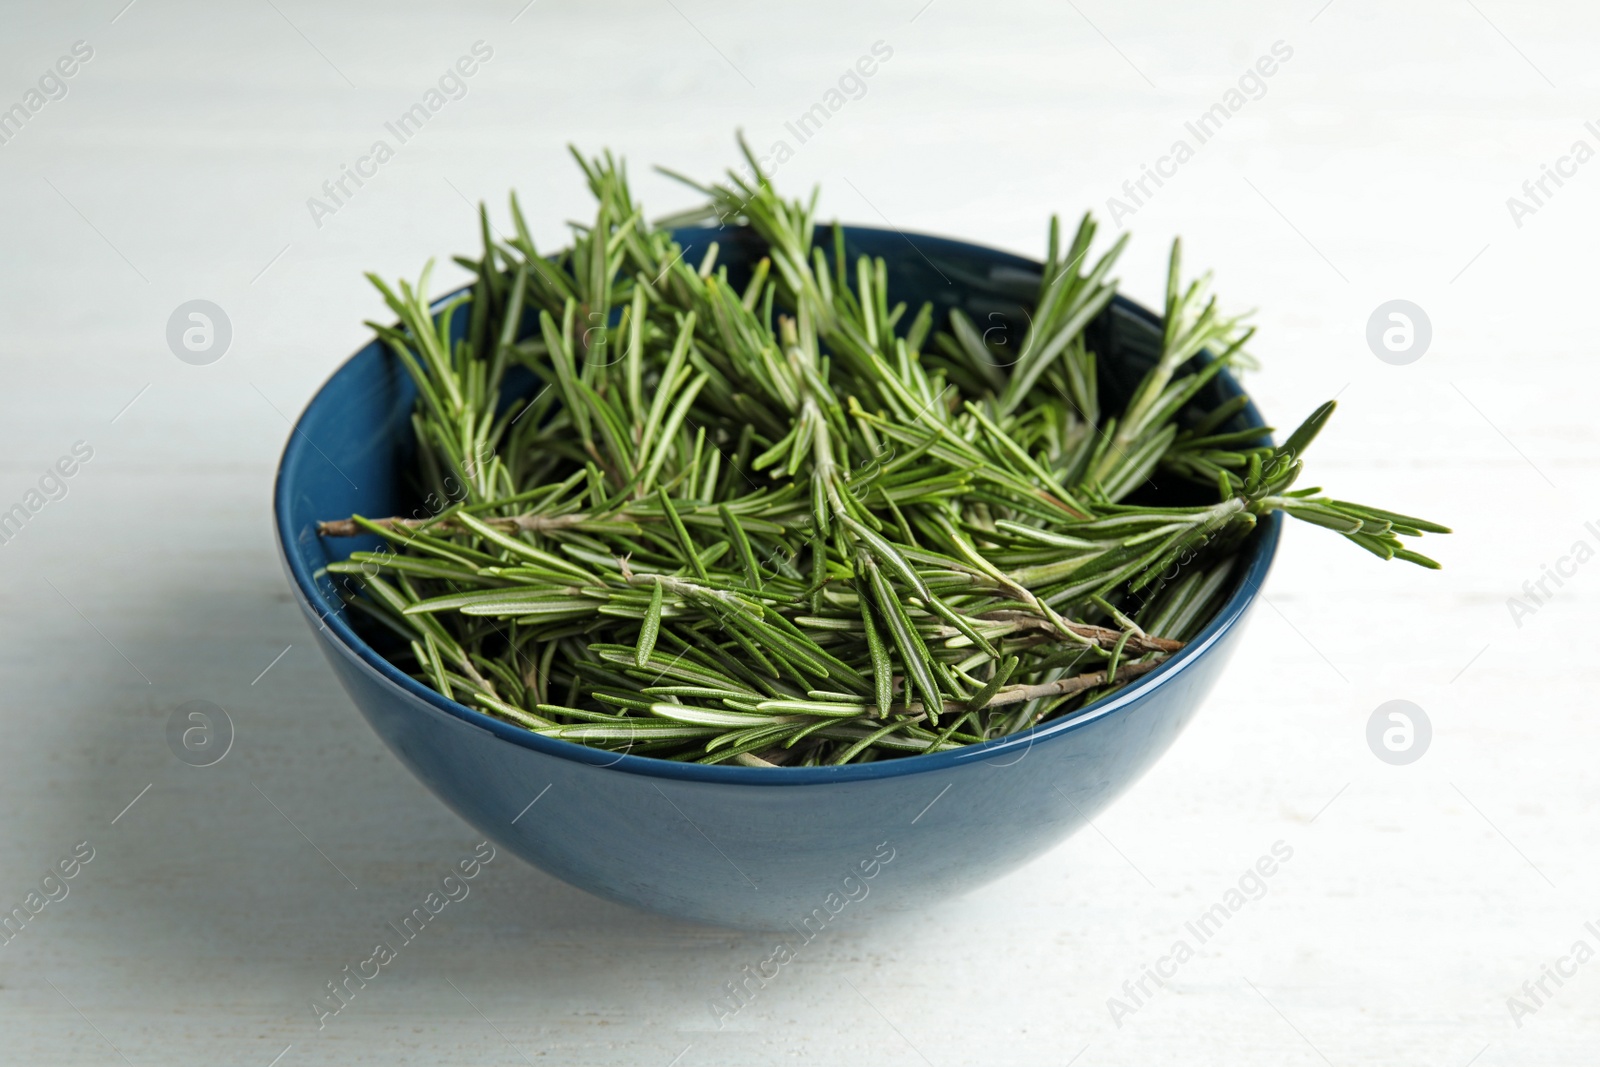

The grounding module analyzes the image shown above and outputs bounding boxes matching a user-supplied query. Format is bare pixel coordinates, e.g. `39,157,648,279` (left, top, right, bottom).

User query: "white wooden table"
1,1,1594,1063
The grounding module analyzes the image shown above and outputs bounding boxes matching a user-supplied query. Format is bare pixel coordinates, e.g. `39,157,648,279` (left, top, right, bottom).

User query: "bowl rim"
273,224,1280,786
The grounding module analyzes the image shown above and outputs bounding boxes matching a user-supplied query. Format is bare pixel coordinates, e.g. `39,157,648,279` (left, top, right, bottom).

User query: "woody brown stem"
896,656,1166,717
976,610,1183,654
1000,656,1164,714
317,513,592,537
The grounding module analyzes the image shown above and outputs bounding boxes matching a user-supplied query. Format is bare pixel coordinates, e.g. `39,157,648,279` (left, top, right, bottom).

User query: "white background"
0,1,1593,1063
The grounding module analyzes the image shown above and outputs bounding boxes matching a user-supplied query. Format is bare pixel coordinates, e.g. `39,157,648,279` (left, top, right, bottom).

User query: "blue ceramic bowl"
274,225,1279,929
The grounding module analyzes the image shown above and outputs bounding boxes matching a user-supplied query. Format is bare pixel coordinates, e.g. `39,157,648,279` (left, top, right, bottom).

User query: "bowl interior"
275,224,1276,781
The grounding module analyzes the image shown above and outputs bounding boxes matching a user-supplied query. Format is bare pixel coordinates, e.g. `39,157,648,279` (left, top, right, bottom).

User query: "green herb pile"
319,143,1448,767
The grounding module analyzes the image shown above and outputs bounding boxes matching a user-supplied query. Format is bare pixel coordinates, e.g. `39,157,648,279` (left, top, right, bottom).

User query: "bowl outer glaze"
275,225,1280,929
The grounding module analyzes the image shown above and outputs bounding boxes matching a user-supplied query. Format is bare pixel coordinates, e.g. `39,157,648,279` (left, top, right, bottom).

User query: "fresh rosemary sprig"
318,142,1448,767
